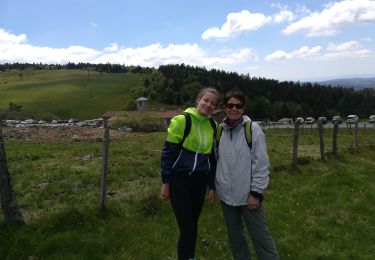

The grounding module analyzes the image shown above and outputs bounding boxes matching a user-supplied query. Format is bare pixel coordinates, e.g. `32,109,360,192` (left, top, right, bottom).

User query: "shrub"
123,100,137,111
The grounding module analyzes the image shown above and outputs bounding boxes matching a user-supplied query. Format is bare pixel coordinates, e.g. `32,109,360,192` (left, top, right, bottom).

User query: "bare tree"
0,125,24,225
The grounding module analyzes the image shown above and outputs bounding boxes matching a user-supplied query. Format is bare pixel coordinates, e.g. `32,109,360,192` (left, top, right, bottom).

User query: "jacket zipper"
207,157,211,172
172,150,183,169
191,119,203,173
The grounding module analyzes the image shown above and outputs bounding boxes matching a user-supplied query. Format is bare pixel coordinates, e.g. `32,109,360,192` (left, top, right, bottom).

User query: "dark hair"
223,90,245,106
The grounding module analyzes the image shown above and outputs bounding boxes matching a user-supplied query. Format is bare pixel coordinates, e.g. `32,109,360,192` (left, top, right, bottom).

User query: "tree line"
150,64,375,120
1,63,374,120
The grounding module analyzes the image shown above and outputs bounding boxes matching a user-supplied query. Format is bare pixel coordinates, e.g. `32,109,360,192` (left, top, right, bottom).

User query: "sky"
1,0,375,81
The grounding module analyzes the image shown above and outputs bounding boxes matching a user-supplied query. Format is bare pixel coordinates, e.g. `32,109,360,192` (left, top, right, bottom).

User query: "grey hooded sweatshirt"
215,115,270,206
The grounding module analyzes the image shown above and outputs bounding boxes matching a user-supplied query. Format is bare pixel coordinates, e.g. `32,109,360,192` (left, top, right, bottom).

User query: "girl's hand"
207,189,215,203
160,184,170,200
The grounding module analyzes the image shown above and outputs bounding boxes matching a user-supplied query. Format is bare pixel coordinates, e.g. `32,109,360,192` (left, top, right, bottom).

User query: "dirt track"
1,126,127,142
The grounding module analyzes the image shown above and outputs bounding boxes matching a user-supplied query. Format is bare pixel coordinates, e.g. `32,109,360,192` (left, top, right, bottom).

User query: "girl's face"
196,91,218,116
224,97,244,122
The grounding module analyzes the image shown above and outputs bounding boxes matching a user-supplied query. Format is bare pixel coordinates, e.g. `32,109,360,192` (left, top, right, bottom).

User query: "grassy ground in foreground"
1,129,375,259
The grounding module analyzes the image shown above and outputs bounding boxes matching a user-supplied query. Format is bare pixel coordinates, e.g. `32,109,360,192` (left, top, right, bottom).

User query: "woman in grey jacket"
215,90,279,260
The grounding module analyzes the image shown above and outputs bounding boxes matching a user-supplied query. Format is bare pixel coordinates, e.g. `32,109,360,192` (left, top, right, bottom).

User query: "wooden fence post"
332,122,339,156
318,121,325,160
292,121,300,169
354,123,358,148
99,116,110,212
0,124,24,225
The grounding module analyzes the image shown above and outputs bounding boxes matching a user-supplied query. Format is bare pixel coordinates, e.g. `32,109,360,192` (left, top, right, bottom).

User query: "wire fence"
261,122,375,169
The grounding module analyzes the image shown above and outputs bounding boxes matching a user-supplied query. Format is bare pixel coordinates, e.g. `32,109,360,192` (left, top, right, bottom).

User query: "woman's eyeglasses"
226,103,243,109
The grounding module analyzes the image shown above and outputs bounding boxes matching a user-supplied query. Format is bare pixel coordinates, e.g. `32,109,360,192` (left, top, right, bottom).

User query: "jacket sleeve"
250,124,270,197
160,115,185,183
161,141,181,183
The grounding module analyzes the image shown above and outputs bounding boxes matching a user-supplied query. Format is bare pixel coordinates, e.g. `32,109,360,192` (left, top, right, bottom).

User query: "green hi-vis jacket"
161,107,216,189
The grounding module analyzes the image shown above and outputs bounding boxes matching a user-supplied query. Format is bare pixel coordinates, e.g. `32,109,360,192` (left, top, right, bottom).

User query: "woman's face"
224,97,244,122
196,91,218,116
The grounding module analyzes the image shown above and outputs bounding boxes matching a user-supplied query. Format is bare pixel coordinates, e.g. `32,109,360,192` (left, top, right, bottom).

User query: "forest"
1,62,374,120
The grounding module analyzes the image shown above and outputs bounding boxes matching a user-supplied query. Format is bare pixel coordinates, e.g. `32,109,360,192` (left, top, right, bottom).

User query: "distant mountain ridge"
317,77,375,90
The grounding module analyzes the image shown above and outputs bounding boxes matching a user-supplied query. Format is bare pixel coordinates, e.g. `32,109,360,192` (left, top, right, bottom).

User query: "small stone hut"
136,97,148,113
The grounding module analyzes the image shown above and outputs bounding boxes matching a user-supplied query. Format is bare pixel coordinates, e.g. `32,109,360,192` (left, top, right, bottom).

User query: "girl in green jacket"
160,87,219,260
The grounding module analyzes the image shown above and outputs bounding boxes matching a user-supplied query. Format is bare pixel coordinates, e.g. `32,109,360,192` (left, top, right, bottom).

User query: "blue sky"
1,0,375,81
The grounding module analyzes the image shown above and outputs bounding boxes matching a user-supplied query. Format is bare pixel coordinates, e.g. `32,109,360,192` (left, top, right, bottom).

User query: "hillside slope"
0,70,143,120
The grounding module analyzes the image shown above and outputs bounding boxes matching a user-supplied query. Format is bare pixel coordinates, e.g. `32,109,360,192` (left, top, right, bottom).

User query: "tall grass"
1,128,375,259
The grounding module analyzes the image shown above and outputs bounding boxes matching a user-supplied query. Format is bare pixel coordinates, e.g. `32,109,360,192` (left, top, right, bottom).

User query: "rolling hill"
317,77,375,89
0,70,145,120
1,65,375,121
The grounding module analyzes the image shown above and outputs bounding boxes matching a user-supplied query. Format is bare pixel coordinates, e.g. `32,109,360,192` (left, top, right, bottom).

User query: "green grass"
1,128,375,259
0,70,143,120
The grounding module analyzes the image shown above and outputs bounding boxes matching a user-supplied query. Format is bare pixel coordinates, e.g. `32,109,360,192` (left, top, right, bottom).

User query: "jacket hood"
222,115,251,129
185,107,209,121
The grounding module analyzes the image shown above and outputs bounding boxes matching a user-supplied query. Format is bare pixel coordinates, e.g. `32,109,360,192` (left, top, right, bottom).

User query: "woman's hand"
248,195,259,209
207,189,215,203
159,183,170,200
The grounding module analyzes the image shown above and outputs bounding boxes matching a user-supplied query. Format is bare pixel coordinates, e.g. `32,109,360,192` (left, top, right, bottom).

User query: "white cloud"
105,43,119,52
323,41,370,59
265,40,370,61
0,28,255,69
0,28,101,64
202,10,271,40
96,43,206,66
292,46,323,57
201,4,322,40
273,9,294,23
294,4,312,17
282,0,375,36
265,46,323,61
271,4,295,23
96,43,256,69
0,43,101,64
326,40,360,52
265,50,289,61
204,48,256,67
0,28,27,44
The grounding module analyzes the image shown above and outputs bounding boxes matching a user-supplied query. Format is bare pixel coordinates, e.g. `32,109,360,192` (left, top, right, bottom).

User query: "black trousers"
170,173,207,260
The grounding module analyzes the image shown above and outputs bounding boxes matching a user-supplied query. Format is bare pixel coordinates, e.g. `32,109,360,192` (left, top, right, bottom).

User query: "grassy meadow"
1,127,375,259
0,70,148,120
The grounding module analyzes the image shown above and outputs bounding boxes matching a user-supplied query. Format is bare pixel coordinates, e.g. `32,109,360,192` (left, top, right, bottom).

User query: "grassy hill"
0,70,145,120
